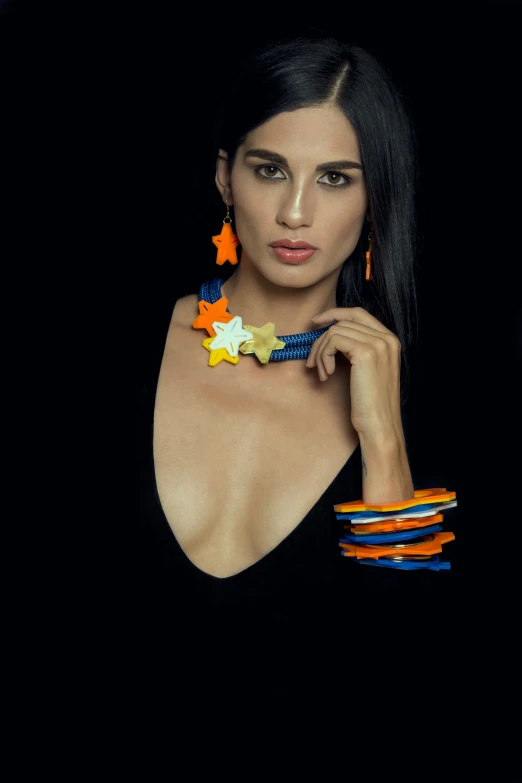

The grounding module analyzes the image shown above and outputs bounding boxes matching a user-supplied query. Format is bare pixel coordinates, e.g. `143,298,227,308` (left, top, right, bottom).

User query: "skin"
152,101,415,579
216,101,414,504
218,102,368,333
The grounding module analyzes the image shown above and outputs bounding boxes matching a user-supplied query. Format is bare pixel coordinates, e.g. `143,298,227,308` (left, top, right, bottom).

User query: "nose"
276,179,315,230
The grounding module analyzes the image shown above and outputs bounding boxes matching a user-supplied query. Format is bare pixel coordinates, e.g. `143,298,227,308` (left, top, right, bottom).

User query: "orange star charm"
212,223,239,266
192,297,234,337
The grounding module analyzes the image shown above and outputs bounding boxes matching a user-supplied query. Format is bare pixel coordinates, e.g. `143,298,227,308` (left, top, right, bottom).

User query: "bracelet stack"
334,488,457,570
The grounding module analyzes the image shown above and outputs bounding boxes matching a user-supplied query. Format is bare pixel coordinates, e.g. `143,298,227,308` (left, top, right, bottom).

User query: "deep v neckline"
150,429,360,582
147,297,361,582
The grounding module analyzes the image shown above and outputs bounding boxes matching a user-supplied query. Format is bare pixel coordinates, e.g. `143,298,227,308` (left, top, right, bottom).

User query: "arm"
359,430,414,504
307,305,415,504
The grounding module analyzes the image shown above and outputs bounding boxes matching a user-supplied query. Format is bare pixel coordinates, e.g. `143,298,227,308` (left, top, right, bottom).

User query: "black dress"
133,291,445,667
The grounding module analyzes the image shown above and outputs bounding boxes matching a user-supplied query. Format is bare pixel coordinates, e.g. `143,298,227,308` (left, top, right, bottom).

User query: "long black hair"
214,36,418,400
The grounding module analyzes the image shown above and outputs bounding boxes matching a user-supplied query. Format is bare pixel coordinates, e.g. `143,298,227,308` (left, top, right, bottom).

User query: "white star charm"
209,316,253,358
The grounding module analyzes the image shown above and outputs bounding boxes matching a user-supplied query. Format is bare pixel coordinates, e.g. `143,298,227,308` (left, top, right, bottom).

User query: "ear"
366,212,373,223
215,149,233,205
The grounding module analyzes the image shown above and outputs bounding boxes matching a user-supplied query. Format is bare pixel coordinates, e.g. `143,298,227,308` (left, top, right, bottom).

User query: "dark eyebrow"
315,159,363,172
244,148,363,172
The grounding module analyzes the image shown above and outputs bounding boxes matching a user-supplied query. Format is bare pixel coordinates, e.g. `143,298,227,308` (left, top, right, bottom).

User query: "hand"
306,307,403,441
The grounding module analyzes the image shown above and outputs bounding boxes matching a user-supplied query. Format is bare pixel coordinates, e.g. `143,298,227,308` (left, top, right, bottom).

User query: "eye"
318,171,351,187
254,164,286,180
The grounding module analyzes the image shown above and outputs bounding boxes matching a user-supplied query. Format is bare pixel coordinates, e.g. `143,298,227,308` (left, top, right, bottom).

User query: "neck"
220,260,339,335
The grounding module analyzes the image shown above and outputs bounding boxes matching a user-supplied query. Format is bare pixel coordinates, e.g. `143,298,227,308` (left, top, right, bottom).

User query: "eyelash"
253,164,353,188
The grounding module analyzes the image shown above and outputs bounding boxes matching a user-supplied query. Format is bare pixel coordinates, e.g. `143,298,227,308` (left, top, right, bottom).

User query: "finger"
306,327,329,368
315,334,331,380
312,307,394,336
323,326,392,354
309,330,333,380
307,323,387,374
313,333,329,380
323,350,336,376
307,321,395,376
317,321,401,356
311,324,395,365
321,331,391,365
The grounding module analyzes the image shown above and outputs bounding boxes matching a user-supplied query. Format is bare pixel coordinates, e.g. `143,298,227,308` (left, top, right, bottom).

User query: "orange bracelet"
340,531,455,559
334,488,456,514
346,513,444,535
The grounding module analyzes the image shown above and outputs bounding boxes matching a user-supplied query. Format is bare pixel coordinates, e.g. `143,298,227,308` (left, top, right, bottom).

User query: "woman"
136,35,455,650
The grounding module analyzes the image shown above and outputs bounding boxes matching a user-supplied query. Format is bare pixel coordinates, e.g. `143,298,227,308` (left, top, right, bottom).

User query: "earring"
212,201,240,265
365,229,374,281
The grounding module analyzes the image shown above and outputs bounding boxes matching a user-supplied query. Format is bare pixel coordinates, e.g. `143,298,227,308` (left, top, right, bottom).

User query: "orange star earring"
365,228,374,281
212,201,240,265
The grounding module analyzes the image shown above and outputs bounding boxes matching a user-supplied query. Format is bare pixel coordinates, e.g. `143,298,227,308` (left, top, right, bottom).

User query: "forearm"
359,430,414,504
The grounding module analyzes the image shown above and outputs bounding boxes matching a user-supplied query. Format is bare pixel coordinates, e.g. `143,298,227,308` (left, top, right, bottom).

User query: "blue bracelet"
339,523,443,545
356,555,451,571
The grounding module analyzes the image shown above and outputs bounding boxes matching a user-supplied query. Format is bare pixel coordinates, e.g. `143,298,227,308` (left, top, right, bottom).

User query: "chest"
153,316,359,578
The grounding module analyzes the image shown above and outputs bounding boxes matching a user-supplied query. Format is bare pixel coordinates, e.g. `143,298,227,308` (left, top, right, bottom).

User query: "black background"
114,2,522,582
116,4,522,490
2,3,519,496
2,0,521,774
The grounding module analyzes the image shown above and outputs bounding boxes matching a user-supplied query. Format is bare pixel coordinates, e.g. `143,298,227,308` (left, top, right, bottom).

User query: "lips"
269,239,317,250
270,247,317,263
269,238,318,264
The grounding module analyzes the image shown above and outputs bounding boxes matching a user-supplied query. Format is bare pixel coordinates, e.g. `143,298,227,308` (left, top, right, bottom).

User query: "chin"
258,261,319,289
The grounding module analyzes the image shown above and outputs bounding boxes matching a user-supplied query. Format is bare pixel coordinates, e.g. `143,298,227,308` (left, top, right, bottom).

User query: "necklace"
192,277,334,366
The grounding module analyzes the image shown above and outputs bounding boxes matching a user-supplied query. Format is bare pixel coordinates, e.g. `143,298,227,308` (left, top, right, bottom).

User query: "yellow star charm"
202,336,240,366
239,322,286,364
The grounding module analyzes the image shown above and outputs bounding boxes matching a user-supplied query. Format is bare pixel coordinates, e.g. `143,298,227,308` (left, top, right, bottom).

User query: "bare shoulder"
172,293,199,327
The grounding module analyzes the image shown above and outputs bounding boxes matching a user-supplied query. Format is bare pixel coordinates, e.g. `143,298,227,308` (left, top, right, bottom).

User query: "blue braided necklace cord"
199,278,332,361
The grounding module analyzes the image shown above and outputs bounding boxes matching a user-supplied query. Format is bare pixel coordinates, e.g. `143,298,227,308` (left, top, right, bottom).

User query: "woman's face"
227,102,368,288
